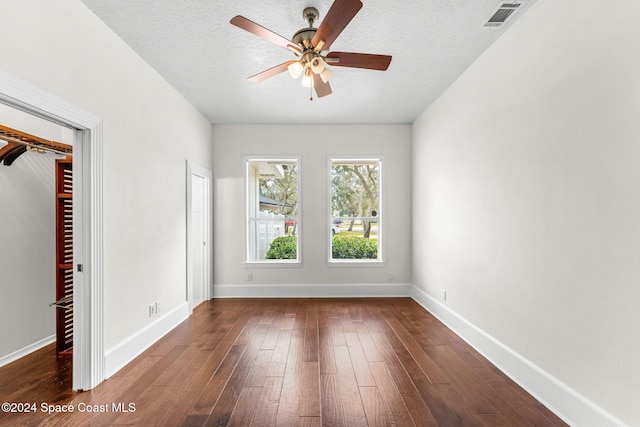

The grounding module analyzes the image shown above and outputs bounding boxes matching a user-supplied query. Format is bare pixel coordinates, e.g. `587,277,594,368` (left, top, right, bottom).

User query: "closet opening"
0,70,104,391
0,115,74,385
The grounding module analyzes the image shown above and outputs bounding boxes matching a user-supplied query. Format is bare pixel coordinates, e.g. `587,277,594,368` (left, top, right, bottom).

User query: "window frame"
244,156,301,266
328,156,384,266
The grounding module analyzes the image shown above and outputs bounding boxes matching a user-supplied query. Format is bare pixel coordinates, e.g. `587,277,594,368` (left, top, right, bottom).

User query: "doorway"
0,70,104,391
187,161,212,312
0,116,73,368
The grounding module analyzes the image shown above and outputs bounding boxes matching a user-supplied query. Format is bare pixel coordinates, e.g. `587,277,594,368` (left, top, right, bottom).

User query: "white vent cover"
483,1,526,28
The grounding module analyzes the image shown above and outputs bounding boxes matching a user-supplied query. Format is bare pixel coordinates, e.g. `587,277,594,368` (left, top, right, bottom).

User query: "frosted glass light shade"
288,61,303,79
301,70,314,87
320,68,332,83
310,57,325,74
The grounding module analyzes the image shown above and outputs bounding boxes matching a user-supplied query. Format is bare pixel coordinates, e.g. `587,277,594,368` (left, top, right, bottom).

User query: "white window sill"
328,260,385,268
245,260,302,268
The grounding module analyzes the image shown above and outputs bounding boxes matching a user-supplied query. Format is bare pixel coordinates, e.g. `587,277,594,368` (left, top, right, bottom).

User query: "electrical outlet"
247,272,253,281
388,272,395,281
149,302,160,317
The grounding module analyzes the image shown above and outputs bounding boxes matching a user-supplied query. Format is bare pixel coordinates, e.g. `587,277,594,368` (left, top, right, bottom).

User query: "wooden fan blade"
248,61,298,82
311,0,362,51
230,16,301,53
313,74,332,98
325,52,392,70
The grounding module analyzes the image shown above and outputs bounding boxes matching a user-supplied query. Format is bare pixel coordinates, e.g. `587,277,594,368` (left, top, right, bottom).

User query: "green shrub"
331,234,377,259
266,235,297,259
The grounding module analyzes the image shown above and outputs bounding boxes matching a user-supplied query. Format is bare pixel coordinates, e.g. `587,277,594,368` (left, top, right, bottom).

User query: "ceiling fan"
230,0,392,100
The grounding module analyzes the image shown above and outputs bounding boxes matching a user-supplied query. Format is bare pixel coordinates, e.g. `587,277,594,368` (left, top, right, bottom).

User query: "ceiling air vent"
483,1,525,28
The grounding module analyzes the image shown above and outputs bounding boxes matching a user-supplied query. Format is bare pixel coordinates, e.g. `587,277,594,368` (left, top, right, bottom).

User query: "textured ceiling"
79,0,536,124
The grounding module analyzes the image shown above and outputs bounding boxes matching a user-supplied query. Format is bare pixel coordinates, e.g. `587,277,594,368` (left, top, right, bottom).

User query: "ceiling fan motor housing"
293,7,320,49
292,28,317,48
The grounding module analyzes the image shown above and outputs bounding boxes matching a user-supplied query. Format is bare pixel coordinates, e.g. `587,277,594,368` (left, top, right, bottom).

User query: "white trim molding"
104,302,189,379
0,335,56,368
213,283,412,298
410,286,628,427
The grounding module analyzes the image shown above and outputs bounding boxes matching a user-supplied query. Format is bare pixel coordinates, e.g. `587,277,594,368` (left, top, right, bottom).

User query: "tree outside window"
246,159,299,263
330,159,381,262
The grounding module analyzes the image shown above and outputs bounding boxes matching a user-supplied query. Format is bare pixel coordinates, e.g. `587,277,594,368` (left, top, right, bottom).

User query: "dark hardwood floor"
0,298,566,426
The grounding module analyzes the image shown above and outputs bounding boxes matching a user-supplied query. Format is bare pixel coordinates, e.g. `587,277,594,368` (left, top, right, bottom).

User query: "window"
329,158,382,262
246,158,299,263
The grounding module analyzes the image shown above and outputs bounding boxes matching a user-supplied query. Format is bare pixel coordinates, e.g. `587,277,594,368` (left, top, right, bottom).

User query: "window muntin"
246,158,299,263
329,158,382,262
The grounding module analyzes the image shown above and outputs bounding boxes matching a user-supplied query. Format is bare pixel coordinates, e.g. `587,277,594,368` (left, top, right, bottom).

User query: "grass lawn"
336,230,378,241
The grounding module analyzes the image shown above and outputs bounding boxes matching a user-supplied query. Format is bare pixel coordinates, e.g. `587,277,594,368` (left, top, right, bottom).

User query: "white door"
191,174,205,307
187,162,211,312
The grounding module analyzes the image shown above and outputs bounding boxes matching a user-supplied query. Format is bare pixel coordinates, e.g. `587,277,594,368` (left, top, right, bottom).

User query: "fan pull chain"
309,84,313,101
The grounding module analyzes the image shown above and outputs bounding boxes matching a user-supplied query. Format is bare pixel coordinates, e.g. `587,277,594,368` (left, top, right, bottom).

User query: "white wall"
412,0,639,425
0,0,212,361
0,105,70,363
212,124,411,292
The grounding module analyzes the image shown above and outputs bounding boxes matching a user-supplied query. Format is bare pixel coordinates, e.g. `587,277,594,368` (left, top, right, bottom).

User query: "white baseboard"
212,283,412,298
410,286,627,427
104,302,189,379
0,335,56,368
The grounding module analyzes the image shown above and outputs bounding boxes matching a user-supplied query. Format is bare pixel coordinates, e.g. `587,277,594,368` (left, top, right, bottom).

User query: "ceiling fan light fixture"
288,61,304,79
320,67,332,83
230,0,393,99
301,68,314,87
310,56,325,74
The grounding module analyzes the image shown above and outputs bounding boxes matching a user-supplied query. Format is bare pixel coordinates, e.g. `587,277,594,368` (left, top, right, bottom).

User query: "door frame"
186,161,212,313
0,70,104,391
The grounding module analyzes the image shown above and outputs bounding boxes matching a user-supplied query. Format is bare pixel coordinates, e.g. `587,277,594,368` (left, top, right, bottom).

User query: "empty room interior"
0,0,637,426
